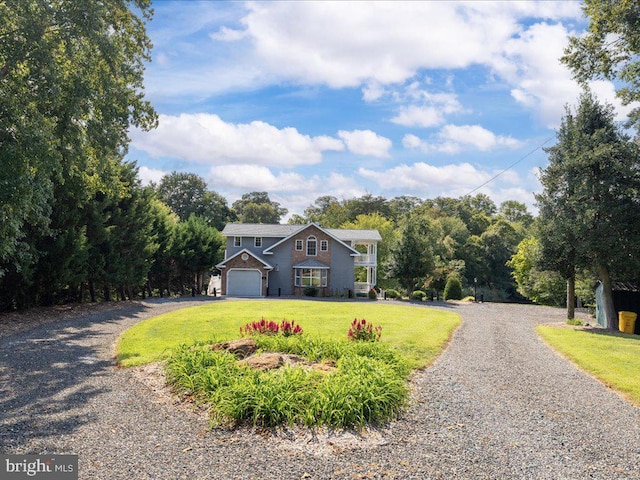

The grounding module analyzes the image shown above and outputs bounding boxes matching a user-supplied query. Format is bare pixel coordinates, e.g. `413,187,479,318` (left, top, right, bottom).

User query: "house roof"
293,259,330,269
221,223,301,237
327,228,382,242
221,223,381,242
215,248,274,269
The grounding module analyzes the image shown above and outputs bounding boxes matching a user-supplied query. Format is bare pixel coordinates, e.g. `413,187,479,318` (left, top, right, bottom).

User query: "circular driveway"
1,299,638,479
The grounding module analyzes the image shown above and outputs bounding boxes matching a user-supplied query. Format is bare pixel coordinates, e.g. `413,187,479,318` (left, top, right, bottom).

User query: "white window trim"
294,268,327,287
234,236,241,247
254,237,262,248
307,236,317,256
320,239,329,252
295,239,303,251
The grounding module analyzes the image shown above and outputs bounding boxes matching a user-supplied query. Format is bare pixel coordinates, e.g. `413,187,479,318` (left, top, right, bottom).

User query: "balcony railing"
354,282,374,294
354,254,376,266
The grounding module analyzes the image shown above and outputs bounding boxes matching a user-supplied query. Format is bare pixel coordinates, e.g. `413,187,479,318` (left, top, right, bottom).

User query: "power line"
464,136,554,196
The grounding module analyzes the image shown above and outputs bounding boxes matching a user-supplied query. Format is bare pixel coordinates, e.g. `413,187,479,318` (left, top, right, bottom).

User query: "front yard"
116,299,461,428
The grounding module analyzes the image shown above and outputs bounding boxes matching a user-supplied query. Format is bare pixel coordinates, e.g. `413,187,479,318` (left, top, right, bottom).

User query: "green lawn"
537,325,640,405
116,299,461,369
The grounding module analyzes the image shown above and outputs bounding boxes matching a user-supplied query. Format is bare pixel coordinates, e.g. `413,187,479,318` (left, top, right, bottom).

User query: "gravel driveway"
1,299,639,479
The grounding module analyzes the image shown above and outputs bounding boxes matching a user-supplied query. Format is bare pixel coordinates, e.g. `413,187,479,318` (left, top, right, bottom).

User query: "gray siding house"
216,223,381,297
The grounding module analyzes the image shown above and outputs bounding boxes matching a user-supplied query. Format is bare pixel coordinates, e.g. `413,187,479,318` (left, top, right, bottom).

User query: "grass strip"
537,325,640,405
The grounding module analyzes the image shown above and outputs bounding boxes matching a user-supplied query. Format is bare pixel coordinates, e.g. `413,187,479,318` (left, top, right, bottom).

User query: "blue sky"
128,1,635,219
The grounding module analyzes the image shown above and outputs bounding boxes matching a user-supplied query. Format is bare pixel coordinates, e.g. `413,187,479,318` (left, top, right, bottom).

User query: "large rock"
240,352,284,371
210,338,258,358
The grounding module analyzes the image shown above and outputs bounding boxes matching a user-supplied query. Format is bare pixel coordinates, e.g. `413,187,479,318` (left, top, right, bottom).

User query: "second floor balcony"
354,253,377,266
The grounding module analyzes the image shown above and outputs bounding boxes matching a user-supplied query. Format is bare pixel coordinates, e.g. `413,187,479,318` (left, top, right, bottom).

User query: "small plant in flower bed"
239,317,303,337
347,318,382,342
165,335,409,428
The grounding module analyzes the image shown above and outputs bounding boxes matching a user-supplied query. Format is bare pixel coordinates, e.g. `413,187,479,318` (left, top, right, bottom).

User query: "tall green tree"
343,194,392,221
0,0,156,308
156,172,234,230
303,196,349,227
507,237,566,306
498,201,534,228
562,0,640,128
232,192,287,224
388,196,423,223
387,216,435,297
536,91,640,327
146,200,178,297
172,215,224,295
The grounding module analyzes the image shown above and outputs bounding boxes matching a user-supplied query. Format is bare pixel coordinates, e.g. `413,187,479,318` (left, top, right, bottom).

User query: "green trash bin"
618,311,637,334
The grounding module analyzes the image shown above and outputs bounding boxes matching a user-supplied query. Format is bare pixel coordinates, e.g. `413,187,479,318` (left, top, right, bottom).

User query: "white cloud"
337,130,392,157
391,105,446,128
359,162,492,190
402,134,422,149
210,26,246,42
587,80,640,122
362,81,387,102
137,166,167,185
357,162,538,210
493,22,581,128
131,113,344,167
146,2,595,125
208,164,314,191
208,168,367,220
238,2,569,88
404,125,521,154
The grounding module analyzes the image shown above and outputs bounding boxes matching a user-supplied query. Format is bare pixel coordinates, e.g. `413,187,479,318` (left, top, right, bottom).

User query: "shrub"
347,318,382,342
385,289,400,299
411,290,426,301
566,319,584,326
444,275,463,300
303,286,318,297
240,318,303,337
368,288,378,300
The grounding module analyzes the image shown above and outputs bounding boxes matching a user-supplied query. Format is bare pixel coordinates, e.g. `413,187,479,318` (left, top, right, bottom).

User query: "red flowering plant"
240,317,303,337
347,318,382,342
279,319,304,337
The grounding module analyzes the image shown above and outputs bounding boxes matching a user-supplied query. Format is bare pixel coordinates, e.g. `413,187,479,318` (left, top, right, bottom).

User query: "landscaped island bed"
116,300,461,428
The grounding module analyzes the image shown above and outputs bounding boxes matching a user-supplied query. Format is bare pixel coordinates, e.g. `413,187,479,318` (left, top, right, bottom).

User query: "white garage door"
227,269,262,297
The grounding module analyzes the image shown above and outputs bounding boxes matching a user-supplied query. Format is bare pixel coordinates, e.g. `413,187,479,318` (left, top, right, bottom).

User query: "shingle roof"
327,228,382,242
221,223,381,242
221,224,301,237
292,259,330,269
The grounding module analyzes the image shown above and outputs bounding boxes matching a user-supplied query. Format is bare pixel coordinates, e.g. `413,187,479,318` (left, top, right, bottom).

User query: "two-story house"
216,223,381,297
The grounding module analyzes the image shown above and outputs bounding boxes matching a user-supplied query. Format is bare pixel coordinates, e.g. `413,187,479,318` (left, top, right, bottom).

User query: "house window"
307,236,317,256
320,240,329,252
295,239,303,251
234,236,241,247
295,268,327,287
255,237,262,248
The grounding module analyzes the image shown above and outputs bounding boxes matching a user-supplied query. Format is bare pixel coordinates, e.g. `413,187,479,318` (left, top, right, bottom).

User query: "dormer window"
307,236,317,256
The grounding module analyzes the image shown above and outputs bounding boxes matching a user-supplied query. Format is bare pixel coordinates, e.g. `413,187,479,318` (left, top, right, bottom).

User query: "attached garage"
226,269,262,297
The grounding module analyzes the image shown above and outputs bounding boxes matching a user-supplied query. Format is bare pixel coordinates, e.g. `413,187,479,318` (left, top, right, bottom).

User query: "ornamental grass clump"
347,318,382,342
165,335,410,429
240,317,303,337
